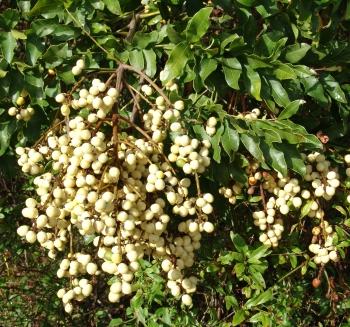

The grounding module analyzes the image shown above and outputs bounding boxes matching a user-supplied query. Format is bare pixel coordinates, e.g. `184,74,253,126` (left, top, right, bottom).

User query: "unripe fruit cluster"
16,71,215,312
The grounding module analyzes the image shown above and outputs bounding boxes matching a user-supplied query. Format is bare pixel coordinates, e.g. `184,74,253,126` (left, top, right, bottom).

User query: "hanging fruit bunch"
15,59,216,313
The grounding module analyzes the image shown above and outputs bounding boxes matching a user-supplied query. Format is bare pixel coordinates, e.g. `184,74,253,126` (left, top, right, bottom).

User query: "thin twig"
259,183,267,213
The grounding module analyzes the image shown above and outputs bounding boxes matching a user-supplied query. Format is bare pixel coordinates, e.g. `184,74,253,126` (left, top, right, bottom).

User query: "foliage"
1,0,350,326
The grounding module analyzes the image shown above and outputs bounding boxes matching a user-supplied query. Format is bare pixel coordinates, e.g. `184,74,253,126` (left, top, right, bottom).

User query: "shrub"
0,0,350,326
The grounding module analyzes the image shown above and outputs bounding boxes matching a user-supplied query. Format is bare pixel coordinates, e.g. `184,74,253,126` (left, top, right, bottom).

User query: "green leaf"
223,58,242,90
161,42,190,82
225,295,239,310
221,120,239,160
241,134,264,162
200,58,217,82
263,143,287,176
103,0,122,15
274,63,297,80
220,34,245,54
249,311,270,325
273,143,305,176
0,121,16,156
219,252,244,265
143,49,156,77
0,32,16,63
26,35,44,66
11,30,27,40
301,76,328,105
300,200,313,219
269,79,290,107
332,205,347,217
230,232,248,253
234,263,245,277
278,99,306,120
0,9,20,30
42,43,72,67
211,125,224,163
232,309,246,326
244,65,261,100
108,318,124,327
236,0,256,6
186,7,213,43
129,50,144,70
29,0,64,16
245,289,273,309
248,246,270,262
322,74,347,103
247,55,273,69
284,43,311,63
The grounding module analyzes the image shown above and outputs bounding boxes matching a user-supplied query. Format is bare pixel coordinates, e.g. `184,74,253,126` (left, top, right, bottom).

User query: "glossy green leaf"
42,43,72,67
29,0,64,16
0,121,16,156
223,58,242,90
322,74,347,103
103,0,122,15
278,99,306,120
161,42,190,82
275,143,306,176
301,76,328,104
241,134,264,162
248,246,270,262
245,289,273,309
230,232,248,253
269,79,290,107
200,58,217,82
261,142,287,176
186,7,213,43
284,43,311,63
211,125,224,163
25,35,44,66
232,309,246,326
274,63,297,80
0,32,16,63
300,200,313,219
221,119,239,160
0,9,20,30
244,65,261,100
249,311,270,325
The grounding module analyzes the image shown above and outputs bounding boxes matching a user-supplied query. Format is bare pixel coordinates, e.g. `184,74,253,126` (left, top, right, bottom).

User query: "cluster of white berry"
219,152,343,258
16,147,44,175
8,106,35,121
218,183,243,204
205,117,217,136
236,108,261,120
16,66,216,313
71,59,86,76
168,136,211,175
304,152,340,200
309,221,338,264
344,154,350,203
8,94,35,121
56,78,117,119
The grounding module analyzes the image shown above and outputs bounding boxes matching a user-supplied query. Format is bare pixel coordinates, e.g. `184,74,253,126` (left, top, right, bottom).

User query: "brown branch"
130,76,144,123
259,183,267,213
121,64,172,106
